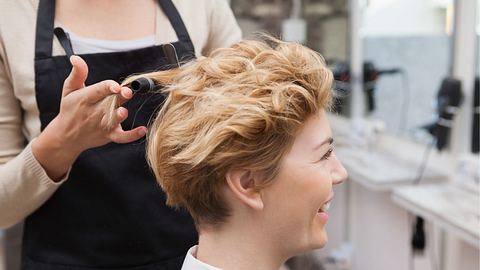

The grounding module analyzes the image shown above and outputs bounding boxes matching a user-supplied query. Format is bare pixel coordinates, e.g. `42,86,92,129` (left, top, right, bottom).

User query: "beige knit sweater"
0,0,241,228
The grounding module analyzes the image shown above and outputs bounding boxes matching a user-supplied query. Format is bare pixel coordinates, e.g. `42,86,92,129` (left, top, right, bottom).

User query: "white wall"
362,0,451,36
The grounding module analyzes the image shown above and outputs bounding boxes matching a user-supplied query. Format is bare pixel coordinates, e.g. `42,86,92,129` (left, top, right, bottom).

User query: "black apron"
23,0,198,269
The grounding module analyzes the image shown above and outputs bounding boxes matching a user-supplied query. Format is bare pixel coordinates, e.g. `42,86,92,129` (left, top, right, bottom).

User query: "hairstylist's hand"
32,55,147,182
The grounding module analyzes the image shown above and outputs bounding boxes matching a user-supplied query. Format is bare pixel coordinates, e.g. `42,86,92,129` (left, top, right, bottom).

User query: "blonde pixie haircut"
105,36,333,226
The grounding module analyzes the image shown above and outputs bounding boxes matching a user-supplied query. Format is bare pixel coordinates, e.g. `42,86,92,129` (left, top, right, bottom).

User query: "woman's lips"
317,193,334,222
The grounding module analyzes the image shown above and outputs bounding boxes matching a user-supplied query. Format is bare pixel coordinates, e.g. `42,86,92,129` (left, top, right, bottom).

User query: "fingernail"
138,128,147,137
111,86,120,93
69,55,76,65
122,88,132,97
118,107,126,117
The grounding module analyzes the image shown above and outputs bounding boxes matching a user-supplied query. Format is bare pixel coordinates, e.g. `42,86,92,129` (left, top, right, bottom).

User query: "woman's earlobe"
225,169,264,210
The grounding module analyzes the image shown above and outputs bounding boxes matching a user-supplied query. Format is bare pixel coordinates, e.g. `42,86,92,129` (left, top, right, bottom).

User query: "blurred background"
1,0,479,270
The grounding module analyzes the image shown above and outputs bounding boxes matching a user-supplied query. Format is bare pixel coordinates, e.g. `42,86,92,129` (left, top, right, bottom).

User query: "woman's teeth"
320,201,331,212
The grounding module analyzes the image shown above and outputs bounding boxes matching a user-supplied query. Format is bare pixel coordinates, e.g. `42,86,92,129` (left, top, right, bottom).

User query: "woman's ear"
225,169,264,211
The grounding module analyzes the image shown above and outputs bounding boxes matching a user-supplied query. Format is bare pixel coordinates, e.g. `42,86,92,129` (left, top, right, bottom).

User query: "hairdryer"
331,61,402,113
424,77,463,151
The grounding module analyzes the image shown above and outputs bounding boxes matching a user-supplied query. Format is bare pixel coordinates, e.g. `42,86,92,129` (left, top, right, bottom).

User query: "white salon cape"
181,246,223,270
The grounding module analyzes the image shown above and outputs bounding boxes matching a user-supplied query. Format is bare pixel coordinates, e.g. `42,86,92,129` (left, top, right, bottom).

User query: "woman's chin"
310,228,328,250
287,232,328,261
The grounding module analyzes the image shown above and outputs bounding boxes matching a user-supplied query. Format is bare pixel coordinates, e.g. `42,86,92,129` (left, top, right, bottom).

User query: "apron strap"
34,0,55,59
157,0,195,54
54,27,74,58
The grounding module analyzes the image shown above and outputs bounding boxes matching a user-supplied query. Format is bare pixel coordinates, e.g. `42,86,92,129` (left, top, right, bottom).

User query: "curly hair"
103,36,333,227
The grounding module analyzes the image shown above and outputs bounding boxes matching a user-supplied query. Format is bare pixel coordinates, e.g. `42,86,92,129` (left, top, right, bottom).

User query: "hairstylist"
0,0,241,269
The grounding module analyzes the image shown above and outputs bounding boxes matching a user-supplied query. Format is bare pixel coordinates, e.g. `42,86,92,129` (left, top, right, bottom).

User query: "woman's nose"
331,154,348,185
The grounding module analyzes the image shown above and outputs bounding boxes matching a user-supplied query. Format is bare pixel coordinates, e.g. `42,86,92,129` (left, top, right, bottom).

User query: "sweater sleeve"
202,0,242,56
0,50,69,229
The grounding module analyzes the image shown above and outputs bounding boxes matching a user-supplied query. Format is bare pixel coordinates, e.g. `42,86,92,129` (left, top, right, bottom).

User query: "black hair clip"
130,77,156,93
129,43,180,93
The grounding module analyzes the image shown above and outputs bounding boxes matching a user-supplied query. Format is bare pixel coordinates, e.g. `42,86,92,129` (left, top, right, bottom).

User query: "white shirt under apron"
55,23,156,55
66,31,156,55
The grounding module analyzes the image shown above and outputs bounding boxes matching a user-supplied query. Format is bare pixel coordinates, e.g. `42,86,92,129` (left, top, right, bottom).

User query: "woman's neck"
196,223,287,270
55,0,156,40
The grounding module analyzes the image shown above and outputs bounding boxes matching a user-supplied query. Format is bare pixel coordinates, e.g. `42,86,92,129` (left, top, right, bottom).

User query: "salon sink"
335,147,447,191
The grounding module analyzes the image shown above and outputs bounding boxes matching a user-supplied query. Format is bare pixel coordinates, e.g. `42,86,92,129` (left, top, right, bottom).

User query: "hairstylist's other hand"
32,55,147,182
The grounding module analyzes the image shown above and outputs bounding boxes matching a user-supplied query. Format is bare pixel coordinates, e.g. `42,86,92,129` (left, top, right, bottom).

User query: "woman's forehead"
290,111,332,154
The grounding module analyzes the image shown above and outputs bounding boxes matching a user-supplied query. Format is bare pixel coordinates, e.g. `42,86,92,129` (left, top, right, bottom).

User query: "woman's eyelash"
320,148,334,161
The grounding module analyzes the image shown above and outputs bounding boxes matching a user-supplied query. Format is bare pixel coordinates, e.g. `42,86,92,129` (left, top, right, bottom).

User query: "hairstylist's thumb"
62,55,89,97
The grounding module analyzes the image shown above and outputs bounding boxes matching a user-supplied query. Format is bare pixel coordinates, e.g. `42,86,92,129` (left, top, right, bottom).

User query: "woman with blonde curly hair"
104,36,348,270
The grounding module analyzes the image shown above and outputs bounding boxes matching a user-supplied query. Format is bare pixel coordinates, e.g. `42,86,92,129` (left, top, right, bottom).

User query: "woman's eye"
318,148,333,162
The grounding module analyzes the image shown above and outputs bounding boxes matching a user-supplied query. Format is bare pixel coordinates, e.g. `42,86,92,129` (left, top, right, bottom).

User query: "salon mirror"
359,0,456,144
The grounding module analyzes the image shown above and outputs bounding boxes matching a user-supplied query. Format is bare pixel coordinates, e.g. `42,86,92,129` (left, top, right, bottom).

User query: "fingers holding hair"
101,86,134,129
116,87,133,105
87,80,121,104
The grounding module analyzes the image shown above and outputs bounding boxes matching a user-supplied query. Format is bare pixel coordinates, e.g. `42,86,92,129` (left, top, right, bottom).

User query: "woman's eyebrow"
312,137,334,151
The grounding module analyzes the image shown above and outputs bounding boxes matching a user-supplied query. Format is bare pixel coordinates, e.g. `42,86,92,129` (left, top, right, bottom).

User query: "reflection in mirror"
360,0,455,144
